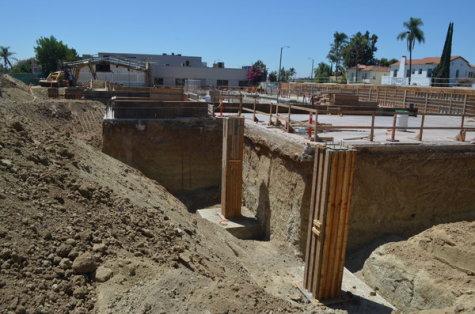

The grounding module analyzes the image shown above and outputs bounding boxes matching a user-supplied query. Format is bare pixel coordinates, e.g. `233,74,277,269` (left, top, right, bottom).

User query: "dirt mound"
0,94,314,312
361,221,475,312
0,74,34,102
0,74,30,90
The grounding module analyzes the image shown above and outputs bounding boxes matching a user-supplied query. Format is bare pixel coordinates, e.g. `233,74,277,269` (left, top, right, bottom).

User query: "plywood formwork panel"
221,117,245,219
304,145,356,301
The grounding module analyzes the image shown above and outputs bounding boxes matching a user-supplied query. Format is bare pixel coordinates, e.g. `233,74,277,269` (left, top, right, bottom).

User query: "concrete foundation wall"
103,118,222,208
242,125,475,254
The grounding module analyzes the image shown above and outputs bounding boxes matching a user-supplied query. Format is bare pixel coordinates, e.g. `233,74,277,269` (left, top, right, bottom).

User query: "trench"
99,112,475,312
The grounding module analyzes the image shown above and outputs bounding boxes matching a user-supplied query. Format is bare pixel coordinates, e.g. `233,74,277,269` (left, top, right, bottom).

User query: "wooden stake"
390,113,397,142
238,93,243,116
369,114,375,141
253,97,257,122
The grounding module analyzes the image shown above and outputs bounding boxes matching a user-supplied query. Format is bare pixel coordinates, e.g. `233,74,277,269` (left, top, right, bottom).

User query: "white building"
98,52,249,87
346,65,389,84
382,56,475,87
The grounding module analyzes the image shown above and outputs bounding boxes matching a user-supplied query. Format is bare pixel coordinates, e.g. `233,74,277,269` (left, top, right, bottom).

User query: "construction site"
0,73,474,314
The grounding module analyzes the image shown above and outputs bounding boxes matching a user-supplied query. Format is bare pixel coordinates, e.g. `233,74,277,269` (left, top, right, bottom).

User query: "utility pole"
278,46,290,82
308,57,315,80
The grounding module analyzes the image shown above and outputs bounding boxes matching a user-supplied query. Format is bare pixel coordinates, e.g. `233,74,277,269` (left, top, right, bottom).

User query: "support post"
238,93,243,116
459,94,468,141
417,93,428,141
287,103,292,132
221,117,244,219
269,103,273,125
253,97,257,122
369,114,375,141
314,110,319,142
389,113,397,142
448,93,453,114
417,114,425,141
459,115,466,142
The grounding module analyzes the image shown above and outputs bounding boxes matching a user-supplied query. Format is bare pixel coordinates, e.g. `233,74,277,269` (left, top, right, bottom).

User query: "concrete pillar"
221,117,244,218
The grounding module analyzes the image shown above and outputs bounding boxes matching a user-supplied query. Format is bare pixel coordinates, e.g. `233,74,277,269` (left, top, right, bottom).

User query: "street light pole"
278,45,290,82
277,45,289,103
308,57,315,80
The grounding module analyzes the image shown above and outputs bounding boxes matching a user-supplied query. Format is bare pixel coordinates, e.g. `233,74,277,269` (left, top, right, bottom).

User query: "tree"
0,46,15,69
376,58,398,67
247,60,268,85
278,67,296,83
11,58,35,74
342,31,378,69
268,71,278,82
432,22,453,87
397,17,425,85
34,36,78,75
314,62,332,83
327,32,348,77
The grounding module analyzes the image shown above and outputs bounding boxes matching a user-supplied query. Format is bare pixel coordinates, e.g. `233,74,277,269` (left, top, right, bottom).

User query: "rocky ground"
362,221,475,313
0,76,329,313
1,75,474,314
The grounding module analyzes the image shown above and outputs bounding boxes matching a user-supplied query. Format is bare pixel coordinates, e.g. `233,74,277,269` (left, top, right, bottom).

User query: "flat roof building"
96,52,250,88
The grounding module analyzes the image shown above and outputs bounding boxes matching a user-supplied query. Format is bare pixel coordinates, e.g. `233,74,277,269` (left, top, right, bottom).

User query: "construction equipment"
39,71,70,87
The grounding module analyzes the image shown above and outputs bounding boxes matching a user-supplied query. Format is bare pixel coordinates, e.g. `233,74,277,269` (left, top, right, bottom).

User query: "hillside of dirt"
362,221,475,313
0,79,330,313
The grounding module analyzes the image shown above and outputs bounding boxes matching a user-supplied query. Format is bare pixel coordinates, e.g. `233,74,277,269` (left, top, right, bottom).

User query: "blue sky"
1,0,474,77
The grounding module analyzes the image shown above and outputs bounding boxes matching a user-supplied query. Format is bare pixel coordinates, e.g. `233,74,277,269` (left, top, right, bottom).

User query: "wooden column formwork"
304,145,356,301
221,117,245,219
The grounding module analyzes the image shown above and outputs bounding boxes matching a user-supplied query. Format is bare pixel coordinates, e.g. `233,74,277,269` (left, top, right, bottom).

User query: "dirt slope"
362,221,475,312
0,87,328,313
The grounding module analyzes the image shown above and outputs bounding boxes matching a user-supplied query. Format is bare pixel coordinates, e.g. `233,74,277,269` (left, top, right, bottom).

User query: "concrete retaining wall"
103,118,222,209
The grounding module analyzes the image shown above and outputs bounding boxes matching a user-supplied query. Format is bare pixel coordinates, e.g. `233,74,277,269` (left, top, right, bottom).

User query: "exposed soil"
0,76,327,313
2,75,474,314
361,221,475,312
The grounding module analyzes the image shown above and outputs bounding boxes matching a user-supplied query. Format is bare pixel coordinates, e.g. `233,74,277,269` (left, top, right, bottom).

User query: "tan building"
347,65,389,84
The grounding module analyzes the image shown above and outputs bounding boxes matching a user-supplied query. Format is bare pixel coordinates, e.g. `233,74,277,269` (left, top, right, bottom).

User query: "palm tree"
0,46,15,69
327,32,348,77
397,17,425,85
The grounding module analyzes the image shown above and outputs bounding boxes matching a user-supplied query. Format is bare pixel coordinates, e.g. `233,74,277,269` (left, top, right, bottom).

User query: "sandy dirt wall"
242,124,314,252
102,118,222,208
243,123,475,255
348,144,475,252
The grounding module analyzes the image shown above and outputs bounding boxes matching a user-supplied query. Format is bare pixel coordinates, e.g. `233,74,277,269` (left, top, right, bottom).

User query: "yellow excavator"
39,70,73,87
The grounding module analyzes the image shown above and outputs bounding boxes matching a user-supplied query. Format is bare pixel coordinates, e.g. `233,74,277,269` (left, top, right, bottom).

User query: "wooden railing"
210,92,475,143
279,83,475,116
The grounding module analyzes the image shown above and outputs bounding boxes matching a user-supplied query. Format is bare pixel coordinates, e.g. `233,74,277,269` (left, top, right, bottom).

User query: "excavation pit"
197,205,261,240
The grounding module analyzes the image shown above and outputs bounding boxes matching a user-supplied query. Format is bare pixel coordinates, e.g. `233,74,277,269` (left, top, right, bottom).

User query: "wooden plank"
310,149,332,294
304,147,323,289
221,117,244,218
314,151,338,296
334,151,356,292
304,146,357,301
330,151,355,296
321,151,346,299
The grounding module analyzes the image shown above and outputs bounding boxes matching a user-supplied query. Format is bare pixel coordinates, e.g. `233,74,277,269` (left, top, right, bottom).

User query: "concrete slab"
235,113,475,146
293,268,395,312
197,205,261,240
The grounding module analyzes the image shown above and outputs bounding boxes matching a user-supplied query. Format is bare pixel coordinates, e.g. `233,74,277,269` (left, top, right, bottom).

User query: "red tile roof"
391,56,467,66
